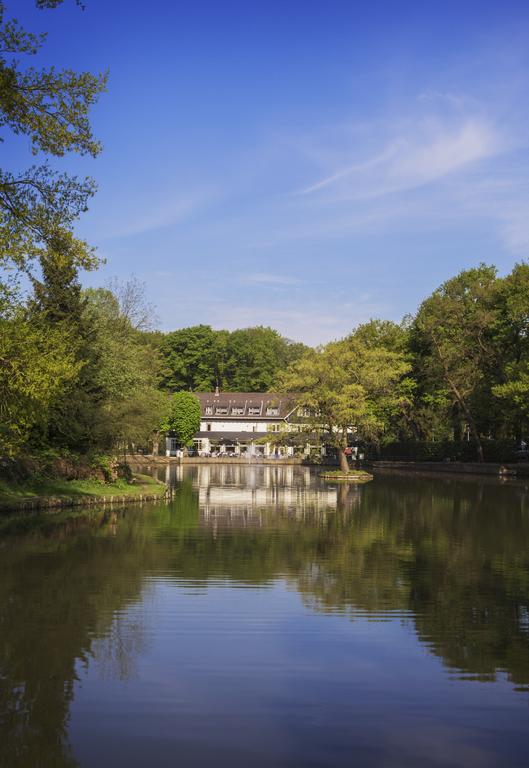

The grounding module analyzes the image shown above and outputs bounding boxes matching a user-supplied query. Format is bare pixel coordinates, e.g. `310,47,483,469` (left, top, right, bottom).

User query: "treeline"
155,325,308,392
278,263,529,465
2,271,165,458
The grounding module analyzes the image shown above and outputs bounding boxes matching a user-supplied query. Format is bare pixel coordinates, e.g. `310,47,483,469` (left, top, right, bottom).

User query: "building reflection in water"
181,464,359,528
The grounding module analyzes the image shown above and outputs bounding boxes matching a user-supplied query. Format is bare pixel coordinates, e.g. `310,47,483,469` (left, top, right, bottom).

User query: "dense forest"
1,2,528,465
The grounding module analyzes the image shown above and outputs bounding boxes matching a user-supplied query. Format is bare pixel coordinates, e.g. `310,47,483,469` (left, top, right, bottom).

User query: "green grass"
0,472,166,505
320,469,374,482
320,469,372,477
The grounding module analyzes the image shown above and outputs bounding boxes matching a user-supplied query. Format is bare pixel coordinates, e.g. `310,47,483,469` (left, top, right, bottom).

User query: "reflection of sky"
70,580,528,768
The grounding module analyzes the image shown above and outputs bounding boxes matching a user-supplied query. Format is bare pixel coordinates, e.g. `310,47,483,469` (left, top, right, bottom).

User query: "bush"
373,440,519,463
114,462,133,482
89,454,113,482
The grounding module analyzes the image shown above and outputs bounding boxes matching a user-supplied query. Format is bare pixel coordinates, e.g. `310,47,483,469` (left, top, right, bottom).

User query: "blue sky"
11,0,529,343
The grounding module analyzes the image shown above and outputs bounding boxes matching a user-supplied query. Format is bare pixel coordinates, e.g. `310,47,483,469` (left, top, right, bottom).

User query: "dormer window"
297,407,311,417
215,407,228,415
205,406,213,415
266,407,279,416
231,407,244,415
248,406,261,415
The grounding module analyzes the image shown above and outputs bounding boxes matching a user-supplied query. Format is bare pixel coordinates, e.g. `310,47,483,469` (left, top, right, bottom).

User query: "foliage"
0,304,80,455
491,263,529,434
278,323,411,470
0,1,106,281
412,265,499,461
159,324,308,392
223,326,307,391
159,325,225,391
161,392,201,446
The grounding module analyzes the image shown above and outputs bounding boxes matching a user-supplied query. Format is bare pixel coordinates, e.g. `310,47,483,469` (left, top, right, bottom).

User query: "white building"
166,389,307,457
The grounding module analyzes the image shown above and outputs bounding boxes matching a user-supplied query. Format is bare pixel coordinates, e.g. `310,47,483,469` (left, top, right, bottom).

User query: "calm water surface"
1,465,529,767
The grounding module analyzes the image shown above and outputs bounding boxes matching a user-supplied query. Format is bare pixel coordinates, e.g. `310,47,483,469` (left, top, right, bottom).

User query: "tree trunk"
455,401,484,462
338,447,349,473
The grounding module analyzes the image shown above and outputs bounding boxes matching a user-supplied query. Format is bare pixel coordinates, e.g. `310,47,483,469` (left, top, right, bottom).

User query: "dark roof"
194,392,298,420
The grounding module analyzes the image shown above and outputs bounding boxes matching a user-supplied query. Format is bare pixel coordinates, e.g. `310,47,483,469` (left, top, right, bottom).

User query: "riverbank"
0,472,168,513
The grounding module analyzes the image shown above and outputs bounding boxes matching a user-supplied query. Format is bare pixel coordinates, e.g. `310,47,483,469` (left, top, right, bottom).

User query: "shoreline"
370,460,529,478
0,473,169,513
132,454,529,479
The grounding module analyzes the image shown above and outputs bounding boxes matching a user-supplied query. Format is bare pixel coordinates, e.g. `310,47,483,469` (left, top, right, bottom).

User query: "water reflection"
1,467,529,766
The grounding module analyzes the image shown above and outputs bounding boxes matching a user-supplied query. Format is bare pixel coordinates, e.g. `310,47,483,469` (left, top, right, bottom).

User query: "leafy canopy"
0,0,107,277
162,392,201,446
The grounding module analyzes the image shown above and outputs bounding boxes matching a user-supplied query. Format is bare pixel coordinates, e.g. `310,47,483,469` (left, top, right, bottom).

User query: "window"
206,423,212,432
267,423,282,432
205,406,213,415
266,407,279,416
248,407,261,415
297,407,311,417
231,407,244,415
215,407,228,415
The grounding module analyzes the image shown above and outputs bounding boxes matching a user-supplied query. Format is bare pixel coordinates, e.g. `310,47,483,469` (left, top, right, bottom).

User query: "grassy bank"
0,472,167,512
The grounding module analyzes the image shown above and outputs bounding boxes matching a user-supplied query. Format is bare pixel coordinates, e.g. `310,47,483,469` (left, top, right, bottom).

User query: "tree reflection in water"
0,466,528,765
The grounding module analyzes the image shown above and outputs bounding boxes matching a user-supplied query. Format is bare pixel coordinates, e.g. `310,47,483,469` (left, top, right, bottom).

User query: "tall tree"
224,326,307,391
159,325,224,392
492,262,529,439
0,1,106,283
0,299,80,455
413,265,499,461
158,324,309,393
278,333,411,472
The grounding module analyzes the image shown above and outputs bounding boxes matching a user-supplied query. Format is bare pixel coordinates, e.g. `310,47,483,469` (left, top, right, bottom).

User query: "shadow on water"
1,465,529,766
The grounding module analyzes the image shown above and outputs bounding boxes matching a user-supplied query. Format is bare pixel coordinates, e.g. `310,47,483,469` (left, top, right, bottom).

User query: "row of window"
204,405,280,416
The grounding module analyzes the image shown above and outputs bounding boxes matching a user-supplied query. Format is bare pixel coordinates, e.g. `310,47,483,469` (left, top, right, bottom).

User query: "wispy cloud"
296,117,503,201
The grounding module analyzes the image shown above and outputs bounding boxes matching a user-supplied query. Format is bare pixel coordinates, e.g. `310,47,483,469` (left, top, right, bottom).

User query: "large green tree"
0,307,80,455
224,326,306,391
159,325,226,392
161,392,201,448
0,1,106,455
492,263,529,440
413,265,499,461
278,328,411,472
159,324,307,393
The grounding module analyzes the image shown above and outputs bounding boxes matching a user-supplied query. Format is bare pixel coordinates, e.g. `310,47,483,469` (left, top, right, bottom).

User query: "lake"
1,465,529,767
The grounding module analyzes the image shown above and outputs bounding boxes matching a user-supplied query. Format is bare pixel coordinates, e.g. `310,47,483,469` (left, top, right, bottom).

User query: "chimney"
214,385,220,397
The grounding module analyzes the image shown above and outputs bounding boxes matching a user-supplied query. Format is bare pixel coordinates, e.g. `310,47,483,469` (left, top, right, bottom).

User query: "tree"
159,325,224,392
224,326,307,391
278,332,411,472
162,392,201,448
0,1,106,286
158,325,309,393
492,262,529,440
76,287,166,452
107,275,157,332
413,265,499,461
0,303,80,455
27,282,166,454
0,1,107,455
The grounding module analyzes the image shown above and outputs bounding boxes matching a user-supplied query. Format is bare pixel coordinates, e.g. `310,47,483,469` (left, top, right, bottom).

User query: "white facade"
166,391,324,458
